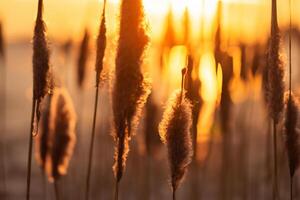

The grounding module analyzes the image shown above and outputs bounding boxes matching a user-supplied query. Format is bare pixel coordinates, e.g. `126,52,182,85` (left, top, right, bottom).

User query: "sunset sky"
0,0,299,43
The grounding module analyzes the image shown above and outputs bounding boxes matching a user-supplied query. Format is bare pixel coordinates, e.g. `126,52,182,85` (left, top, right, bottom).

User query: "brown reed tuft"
95,0,107,87
284,93,300,178
0,21,5,61
266,1,285,199
112,0,151,190
27,1,52,199
77,29,90,89
159,90,193,197
267,0,285,124
33,0,51,120
35,87,77,181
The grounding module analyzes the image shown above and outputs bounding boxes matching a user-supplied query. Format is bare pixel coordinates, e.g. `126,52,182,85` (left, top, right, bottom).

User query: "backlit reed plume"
159,69,193,200
77,29,90,89
284,93,299,200
27,0,51,199
112,0,151,198
267,1,285,198
85,1,107,199
285,4,298,199
0,21,5,62
35,87,76,199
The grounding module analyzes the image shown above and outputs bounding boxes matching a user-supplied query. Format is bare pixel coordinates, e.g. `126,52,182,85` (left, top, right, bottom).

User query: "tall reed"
267,0,285,199
85,1,107,199
284,3,300,199
0,20,6,200
112,0,151,198
35,87,77,200
284,93,299,200
27,0,51,199
159,69,193,200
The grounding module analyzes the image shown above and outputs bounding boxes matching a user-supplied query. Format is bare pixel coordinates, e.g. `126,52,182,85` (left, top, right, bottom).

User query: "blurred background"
0,0,300,199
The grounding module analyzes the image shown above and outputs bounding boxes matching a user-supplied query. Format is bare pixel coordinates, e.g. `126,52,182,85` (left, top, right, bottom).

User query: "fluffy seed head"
95,0,107,86
284,93,300,177
33,0,51,102
266,0,285,124
159,90,193,191
112,0,151,182
35,87,77,181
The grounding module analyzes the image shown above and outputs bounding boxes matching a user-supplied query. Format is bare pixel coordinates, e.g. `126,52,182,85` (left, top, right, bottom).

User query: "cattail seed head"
284,93,300,177
267,0,285,124
112,0,151,182
159,90,193,191
77,29,90,89
35,87,77,181
33,0,51,102
95,0,107,87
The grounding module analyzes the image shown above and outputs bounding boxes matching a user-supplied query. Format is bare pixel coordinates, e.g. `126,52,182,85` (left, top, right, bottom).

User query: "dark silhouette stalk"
85,86,99,200
114,180,119,200
173,189,176,200
273,121,278,200
85,1,106,199
54,180,60,200
290,178,293,200
26,99,37,200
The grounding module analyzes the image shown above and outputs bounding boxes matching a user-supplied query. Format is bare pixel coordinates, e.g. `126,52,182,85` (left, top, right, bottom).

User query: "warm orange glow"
199,52,218,102
164,45,188,92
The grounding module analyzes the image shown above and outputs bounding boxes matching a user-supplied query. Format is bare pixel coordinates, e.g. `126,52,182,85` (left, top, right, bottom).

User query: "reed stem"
273,121,278,200
26,99,37,200
290,177,293,200
114,181,119,200
85,85,100,200
172,188,176,200
54,179,60,200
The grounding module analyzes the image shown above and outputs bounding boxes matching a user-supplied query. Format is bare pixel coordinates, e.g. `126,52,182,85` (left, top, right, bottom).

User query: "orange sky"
0,0,299,43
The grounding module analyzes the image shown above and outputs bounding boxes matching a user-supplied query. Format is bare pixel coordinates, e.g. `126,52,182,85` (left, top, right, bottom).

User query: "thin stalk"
26,99,37,200
288,0,292,97
114,180,119,200
0,60,6,200
290,177,293,200
54,179,60,200
85,85,100,200
273,121,278,200
173,188,176,200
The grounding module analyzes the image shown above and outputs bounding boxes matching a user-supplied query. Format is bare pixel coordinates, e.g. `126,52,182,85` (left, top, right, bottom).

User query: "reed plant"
112,0,151,199
27,0,51,199
35,87,77,200
159,69,193,200
85,1,107,199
